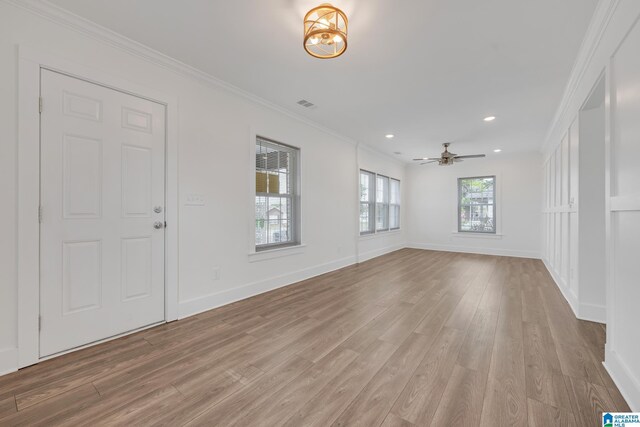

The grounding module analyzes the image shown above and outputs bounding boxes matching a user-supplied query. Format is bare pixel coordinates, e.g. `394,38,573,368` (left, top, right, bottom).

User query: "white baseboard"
541,258,606,323
178,255,357,319
0,347,17,376
407,242,540,259
604,347,640,411
542,258,579,318
579,302,607,324
358,244,405,263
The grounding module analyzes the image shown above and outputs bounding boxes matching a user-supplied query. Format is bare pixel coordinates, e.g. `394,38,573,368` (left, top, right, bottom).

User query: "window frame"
359,169,376,235
457,175,496,234
359,169,400,236
389,178,401,231
254,136,301,252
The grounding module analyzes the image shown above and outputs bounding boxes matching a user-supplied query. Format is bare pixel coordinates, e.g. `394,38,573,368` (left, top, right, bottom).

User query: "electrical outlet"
213,267,221,281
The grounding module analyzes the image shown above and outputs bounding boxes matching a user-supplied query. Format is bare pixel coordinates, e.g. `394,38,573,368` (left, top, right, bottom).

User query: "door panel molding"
17,45,179,368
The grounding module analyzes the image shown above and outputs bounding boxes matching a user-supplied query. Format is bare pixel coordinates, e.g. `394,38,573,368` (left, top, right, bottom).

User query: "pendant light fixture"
303,4,348,59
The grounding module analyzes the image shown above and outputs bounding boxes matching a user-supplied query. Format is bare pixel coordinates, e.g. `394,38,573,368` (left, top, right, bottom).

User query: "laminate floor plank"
281,339,398,427
523,322,572,410
527,398,577,427
331,332,437,427
340,302,413,353
381,412,415,427
390,327,465,425
445,258,496,331
184,355,313,426
479,302,528,426
564,375,616,427
238,347,359,427
555,342,606,386
430,364,488,427
0,396,16,418
480,334,527,427
1,383,100,427
456,308,499,373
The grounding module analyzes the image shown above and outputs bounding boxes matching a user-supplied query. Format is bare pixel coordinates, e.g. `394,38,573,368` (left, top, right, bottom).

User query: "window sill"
359,229,401,240
451,231,503,239
248,244,306,262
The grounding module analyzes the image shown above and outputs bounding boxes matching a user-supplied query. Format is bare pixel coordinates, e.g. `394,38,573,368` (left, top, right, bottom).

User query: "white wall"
0,2,404,374
406,152,542,258
357,146,407,262
542,0,640,410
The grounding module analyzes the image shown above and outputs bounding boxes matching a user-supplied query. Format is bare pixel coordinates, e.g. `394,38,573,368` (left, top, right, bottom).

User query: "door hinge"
38,205,43,223
164,221,167,228
38,315,42,331
39,96,43,114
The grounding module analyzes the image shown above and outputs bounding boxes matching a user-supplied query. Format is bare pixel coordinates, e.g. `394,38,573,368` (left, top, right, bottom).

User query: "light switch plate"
185,194,205,206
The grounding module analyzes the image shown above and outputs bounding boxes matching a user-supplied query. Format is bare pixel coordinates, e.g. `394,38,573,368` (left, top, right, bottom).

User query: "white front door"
39,69,166,357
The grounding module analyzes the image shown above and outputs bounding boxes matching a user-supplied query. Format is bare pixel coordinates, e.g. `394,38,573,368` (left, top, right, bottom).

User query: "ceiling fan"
413,143,485,166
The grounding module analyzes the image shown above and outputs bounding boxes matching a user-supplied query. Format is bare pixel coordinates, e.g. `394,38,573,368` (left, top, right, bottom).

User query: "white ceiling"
48,0,598,161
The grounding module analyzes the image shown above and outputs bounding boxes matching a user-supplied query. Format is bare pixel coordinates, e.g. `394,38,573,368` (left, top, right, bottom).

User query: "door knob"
153,221,164,229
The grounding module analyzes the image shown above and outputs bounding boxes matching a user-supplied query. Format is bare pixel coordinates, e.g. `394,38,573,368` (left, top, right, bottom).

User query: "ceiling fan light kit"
413,143,486,166
304,4,348,59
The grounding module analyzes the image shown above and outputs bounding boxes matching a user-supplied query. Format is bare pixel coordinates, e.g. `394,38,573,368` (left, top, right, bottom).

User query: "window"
255,137,300,250
458,176,495,233
359,170,400,235
376,175,389,231
359,170,375,234
390,178,400,230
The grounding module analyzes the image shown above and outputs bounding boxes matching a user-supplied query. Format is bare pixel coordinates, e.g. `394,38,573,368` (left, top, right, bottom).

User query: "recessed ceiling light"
484,116,496,122
393,151,402,155
385,134,395,139
494,149,502,153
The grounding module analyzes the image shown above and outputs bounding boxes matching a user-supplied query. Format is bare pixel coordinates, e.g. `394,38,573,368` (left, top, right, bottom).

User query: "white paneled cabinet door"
39,70,166,357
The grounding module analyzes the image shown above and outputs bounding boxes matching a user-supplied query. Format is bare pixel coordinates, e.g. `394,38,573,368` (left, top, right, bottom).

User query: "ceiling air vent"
297,99,315,108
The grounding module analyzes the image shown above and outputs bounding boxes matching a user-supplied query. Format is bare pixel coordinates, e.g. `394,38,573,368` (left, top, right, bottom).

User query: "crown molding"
4,0,361,147
541,0,620,155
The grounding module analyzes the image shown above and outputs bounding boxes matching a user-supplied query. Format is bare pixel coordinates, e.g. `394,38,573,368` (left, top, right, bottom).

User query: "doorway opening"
577,74,607,321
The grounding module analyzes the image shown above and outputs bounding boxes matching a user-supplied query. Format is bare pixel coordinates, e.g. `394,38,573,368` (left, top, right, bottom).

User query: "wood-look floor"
0,249,630,426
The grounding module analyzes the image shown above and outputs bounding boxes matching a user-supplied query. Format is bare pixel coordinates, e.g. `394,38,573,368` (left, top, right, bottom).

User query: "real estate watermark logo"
604,412,640,427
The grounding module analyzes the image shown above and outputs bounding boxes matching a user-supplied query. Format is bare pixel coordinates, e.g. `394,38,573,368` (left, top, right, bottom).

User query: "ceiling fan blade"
454,154,486,159
420,160,438,165
413,157,439,161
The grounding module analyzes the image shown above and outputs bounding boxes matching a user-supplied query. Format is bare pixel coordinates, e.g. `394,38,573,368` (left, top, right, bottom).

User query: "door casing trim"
17,45,179,368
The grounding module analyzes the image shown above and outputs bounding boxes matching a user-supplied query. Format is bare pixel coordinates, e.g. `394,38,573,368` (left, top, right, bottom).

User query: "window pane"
376,176,389,203
376,203,389,230
360,171,371,202
360,202,370,233
255,196,268,245
390,179,400,204
390,205,400,229
458,176,495,233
